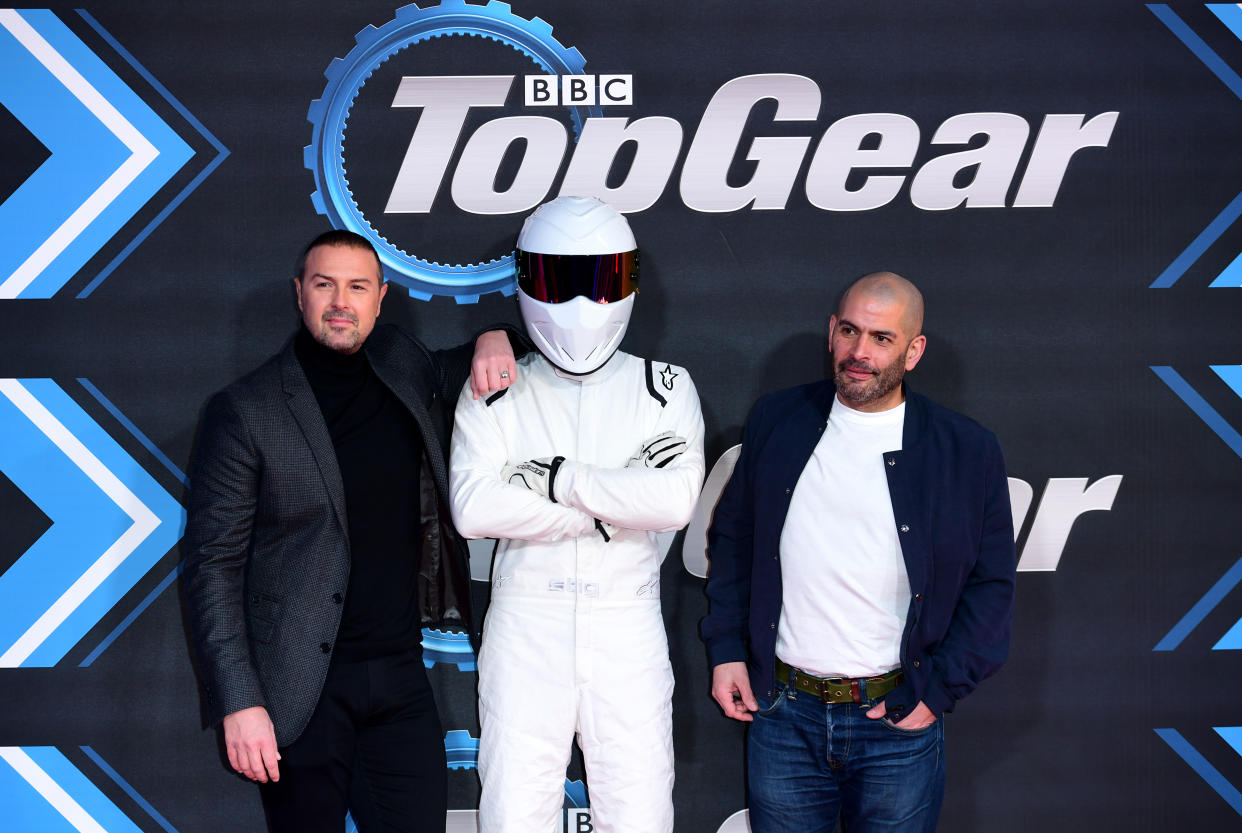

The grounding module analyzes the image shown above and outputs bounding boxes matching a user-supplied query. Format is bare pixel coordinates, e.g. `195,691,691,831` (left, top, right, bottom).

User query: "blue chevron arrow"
1214,612,1242,649
80,746,182,833
73,9,230,299
1154,554,1242,650
1149,367,1242,645
1218,726,1242,756
1151,366,1242,459
1214,364,1242,398
1147,5,1242,288
0,9,193,299
1208,3,1242,288
0,746,147,832
1155,729,1242,816
0,379,184,667
1211,3,1242,42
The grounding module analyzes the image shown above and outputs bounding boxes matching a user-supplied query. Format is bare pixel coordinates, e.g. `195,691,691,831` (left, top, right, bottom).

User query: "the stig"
450,196,705,833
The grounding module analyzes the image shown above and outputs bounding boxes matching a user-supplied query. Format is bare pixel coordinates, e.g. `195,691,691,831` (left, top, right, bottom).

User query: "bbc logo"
524,75,633,106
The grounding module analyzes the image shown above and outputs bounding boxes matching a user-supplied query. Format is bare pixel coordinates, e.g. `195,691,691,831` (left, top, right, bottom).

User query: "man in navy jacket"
701,272,1016,833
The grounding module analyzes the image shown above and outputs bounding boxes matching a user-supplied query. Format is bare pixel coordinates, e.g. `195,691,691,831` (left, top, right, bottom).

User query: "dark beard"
833,357,905,407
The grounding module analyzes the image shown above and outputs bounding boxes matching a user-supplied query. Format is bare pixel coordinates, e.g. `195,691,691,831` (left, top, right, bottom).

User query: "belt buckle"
815,675,860,704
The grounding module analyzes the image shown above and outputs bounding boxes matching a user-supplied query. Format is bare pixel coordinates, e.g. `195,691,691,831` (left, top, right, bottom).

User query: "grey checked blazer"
182,324,475,747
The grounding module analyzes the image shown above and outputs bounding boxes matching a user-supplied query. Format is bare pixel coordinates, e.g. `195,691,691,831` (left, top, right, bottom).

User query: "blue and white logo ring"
305,0,600,302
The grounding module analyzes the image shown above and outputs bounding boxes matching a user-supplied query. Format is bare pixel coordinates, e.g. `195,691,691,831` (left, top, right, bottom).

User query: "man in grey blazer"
182,230,518,833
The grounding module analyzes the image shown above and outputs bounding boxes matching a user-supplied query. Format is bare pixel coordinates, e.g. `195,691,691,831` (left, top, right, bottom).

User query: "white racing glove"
501,456,565,502
627,431,688,469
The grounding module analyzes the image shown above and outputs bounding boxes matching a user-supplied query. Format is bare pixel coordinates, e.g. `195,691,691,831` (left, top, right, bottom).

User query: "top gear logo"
308,1,1118,302
305,0,597,301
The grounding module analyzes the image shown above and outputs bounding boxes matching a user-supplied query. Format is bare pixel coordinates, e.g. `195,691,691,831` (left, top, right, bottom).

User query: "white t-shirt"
775,397,909,677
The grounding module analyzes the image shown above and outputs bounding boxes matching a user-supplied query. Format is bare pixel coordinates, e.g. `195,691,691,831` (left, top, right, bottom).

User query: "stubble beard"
313,310,363,354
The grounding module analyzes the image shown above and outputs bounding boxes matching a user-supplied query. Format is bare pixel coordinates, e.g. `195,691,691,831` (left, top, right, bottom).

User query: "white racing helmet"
515,196,639,375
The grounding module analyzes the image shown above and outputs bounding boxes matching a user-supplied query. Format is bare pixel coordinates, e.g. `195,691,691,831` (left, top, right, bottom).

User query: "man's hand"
223,705,281,782
627,432,688,469
470,330,517,399
866,699,937,730
501,457,564,502
711,662,759,722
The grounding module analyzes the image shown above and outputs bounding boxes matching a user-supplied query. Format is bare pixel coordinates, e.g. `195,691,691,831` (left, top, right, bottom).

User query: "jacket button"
914,593,923,602
785,488,791,495
332,593,343,604
769,622,776,629
913,659,921,668
320,643,331,654
899,524,910,533
887,458,895,466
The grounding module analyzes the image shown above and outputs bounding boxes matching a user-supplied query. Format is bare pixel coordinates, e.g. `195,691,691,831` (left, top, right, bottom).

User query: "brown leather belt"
776,658,903,704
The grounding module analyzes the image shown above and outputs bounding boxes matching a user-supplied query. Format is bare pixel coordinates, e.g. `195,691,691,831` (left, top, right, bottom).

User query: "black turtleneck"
294,327,423,661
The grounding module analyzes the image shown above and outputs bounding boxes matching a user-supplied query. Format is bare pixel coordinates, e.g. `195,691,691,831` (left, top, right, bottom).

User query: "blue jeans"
747,681,945,833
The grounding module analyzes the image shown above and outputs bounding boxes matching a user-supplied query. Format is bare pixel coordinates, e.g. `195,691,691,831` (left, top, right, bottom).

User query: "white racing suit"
450,350,705,833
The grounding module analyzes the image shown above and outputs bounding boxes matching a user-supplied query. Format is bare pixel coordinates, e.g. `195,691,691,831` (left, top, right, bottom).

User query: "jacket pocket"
247,591,282,644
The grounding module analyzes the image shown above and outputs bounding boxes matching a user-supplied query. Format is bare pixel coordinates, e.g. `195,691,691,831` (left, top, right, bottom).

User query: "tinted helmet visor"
515,249,639,304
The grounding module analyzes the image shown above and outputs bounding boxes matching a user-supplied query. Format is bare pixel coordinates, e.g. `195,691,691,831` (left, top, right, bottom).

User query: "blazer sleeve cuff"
705,639,748,668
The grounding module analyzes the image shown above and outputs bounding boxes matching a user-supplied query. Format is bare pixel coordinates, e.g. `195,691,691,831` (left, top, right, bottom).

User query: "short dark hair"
294,230,383,282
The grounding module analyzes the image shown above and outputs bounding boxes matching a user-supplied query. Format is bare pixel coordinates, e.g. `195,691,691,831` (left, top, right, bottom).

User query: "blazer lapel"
279,343,348,532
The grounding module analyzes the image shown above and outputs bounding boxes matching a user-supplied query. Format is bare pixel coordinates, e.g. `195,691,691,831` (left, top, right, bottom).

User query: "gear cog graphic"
306,0,600,301
421,627,477,671
444,729,481,770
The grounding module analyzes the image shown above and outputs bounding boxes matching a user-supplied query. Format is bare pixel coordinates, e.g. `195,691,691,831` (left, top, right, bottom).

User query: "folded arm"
449,383,596,541
553,374,706,531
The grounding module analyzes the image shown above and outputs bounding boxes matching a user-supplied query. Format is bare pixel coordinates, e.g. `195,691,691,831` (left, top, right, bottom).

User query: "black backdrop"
2,1,1241,830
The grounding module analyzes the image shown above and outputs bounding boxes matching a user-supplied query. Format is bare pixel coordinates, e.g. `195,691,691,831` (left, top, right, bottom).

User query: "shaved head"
829,271,927,411
839,271,924,338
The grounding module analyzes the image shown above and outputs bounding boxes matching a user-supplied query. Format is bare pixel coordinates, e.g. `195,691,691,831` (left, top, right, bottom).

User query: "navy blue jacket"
701,381,1016,719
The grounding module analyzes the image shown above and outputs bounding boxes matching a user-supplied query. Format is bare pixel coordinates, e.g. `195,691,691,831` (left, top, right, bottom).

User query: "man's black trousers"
259,648,446,833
